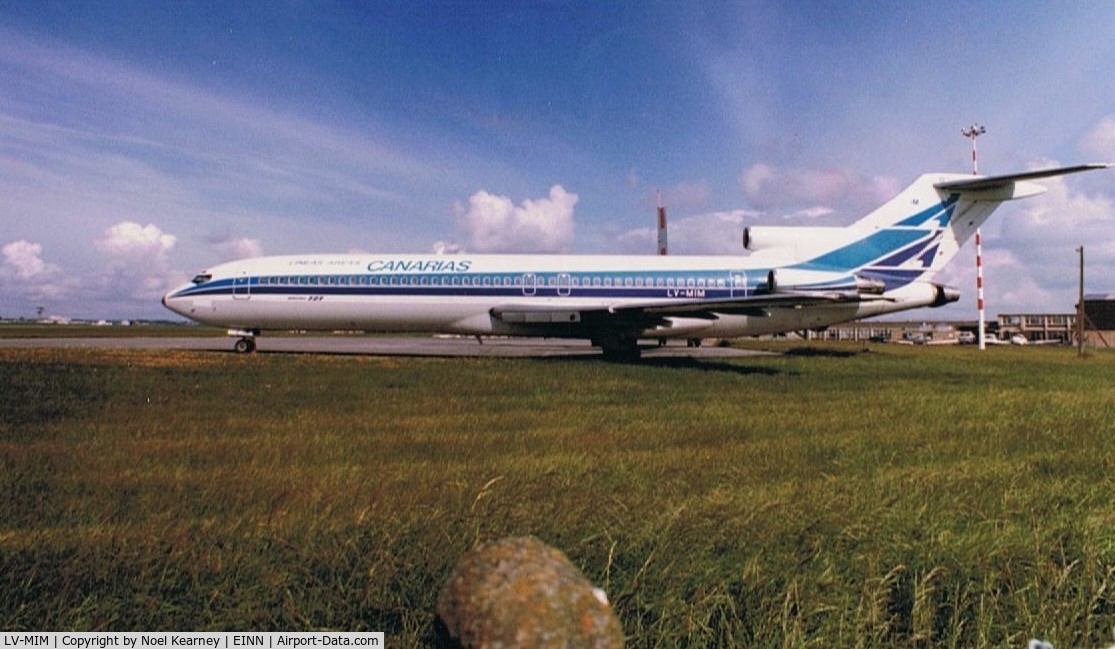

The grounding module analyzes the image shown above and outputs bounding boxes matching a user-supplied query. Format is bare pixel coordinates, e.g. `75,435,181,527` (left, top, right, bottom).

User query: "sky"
2,1,1114,321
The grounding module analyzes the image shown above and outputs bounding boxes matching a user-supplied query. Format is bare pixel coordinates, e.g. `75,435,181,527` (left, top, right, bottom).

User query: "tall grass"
2,345,1114,647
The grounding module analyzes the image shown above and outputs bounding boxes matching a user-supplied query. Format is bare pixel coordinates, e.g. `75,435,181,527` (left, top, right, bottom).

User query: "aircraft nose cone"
161,288,185,315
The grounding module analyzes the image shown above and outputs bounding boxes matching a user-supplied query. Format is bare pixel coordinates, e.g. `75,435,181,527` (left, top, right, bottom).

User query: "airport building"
813,294,1115,348
816,314,1069,345
1080,294,1115,348
996,313,1075,344
811,320,977,344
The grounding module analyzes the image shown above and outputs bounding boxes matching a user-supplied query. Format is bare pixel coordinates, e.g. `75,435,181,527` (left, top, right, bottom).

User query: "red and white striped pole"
962,124,987,349
975,229,986,349
657,190,668,256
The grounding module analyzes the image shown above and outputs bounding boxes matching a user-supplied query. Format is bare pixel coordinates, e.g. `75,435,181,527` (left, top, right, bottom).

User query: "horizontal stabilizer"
934,164,1112,192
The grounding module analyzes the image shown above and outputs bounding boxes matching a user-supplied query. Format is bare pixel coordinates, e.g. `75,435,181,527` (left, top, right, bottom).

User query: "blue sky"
2,1,1114,320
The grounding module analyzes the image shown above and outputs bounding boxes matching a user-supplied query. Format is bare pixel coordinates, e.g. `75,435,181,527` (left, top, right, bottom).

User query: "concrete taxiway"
0,335,774,359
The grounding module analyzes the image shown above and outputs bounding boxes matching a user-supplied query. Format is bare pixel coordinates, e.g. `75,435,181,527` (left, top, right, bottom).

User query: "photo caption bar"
1,634,384,649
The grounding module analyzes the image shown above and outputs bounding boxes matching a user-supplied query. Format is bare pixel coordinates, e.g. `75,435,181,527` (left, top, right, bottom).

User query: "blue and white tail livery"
163,164,1110,357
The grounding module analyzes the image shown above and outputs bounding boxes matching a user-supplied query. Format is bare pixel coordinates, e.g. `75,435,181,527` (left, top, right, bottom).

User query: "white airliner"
163,164,1110,357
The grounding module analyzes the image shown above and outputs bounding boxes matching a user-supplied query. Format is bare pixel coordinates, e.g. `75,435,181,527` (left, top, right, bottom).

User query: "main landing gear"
229,329,259,354
593,332,641,361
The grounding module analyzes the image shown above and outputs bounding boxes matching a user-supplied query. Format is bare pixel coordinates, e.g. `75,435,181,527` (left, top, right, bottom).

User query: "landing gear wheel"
234,337,257,354
593,331,641,360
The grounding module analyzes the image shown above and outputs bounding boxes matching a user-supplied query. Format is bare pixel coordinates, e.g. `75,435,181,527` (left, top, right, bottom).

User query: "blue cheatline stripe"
916,243,939,267
873,233,938,268
171,269,767,299
174,284,740,301
895,195,958,228
791,229,928,272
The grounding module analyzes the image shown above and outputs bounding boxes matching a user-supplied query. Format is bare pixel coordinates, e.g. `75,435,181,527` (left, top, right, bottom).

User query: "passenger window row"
252,274,735,288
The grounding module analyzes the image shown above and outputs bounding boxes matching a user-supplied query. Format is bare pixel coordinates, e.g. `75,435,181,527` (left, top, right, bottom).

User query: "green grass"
0,323,219,339
2,344,1115,647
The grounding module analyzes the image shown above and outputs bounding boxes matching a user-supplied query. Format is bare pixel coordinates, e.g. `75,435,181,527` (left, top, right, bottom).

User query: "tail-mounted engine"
930,284,960,307
762,268,886,298
743,225,873,264
743,226,850,253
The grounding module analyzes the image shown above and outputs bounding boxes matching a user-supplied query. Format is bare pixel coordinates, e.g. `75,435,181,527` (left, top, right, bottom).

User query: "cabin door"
729,270,748,298
232,274,251,300
557,273,572,297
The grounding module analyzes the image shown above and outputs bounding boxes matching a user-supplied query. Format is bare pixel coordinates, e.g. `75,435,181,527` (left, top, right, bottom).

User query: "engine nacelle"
763,268,886,296
742,226,853,253
931,284,961,307
889,281,961,309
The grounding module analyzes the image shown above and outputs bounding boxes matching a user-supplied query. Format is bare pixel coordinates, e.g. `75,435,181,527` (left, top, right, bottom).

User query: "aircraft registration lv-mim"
163,164,1111,357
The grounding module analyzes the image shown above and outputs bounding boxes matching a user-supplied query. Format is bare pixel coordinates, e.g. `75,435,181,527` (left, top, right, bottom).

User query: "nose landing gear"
234,337,257,354
228,329,260,354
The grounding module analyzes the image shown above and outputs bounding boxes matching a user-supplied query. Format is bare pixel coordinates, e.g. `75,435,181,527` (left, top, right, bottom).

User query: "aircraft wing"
617,290,879,317
490,290,881,325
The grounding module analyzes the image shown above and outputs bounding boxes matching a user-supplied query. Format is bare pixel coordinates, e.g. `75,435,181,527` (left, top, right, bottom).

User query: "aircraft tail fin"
787,163,1111,290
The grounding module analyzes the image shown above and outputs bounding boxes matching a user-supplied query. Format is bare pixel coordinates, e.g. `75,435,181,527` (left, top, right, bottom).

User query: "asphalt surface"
0,335,775,359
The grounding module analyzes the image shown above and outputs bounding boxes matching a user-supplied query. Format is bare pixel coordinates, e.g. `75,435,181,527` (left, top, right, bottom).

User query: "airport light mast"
963,124,988,350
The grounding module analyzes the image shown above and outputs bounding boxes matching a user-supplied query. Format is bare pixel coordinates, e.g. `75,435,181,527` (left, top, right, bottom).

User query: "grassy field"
2,342,1114,647
0,323,219,338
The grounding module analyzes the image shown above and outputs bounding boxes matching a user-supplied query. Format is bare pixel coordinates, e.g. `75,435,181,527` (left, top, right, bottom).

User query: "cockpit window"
191,273,213,285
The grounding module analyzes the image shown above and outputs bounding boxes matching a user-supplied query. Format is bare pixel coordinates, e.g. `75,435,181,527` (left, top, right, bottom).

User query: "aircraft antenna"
962,124,988,350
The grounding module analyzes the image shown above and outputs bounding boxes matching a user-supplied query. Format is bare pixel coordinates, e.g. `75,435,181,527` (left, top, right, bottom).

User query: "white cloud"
626,168,641,190
454,185,578,253
999,173,1115,258
656,181,712,212
739,163,900,221
1080,116,1115,160
207,235,263,261
431,240,463,255
937,168,1115,317
738,163,776,201
613,227,656,254
96,222,177,262
794,206,835,219
2,240,55,280
94,221,181,301
0,240,75,305
616,209,760,255
1,224,187,318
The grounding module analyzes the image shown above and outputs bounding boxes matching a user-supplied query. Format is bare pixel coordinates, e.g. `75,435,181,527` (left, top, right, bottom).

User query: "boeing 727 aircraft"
163,164,1110,357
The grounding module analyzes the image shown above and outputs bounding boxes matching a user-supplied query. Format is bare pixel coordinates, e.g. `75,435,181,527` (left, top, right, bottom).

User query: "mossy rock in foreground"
437,536,624,648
